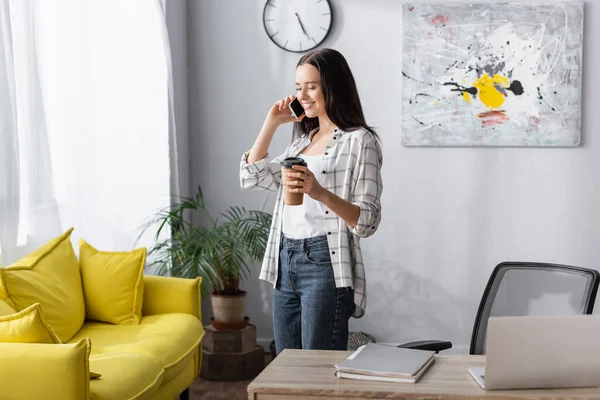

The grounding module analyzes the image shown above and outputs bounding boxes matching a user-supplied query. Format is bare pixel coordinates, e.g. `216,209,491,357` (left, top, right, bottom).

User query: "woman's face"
295,64,326,119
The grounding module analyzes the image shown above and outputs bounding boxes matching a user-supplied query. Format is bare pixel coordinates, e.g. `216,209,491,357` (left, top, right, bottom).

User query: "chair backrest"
470,262,600,355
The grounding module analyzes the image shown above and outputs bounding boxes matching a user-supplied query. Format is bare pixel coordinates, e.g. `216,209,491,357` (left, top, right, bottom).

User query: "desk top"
247,349,600,399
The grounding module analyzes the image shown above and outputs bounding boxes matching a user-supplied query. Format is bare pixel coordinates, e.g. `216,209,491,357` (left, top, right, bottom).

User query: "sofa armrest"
142,275,202,319
0,338,91,400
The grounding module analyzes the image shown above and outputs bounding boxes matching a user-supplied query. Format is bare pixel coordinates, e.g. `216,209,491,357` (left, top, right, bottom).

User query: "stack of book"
335,343,435,383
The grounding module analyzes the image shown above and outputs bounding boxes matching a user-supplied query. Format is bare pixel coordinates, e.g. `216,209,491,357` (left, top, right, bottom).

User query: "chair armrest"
142,275,202,319
0,338,91,400
397,340,453,353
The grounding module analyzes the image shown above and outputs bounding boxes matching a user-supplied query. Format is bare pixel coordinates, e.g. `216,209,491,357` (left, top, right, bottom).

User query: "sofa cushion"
0,299,16,317
79,239,146,325
89,353,163,400
150,356,196,400
69,313,204,383
0,303,61,344
0,228,85,342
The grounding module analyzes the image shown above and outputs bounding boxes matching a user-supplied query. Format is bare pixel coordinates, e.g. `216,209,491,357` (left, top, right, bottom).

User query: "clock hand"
295,12,310,39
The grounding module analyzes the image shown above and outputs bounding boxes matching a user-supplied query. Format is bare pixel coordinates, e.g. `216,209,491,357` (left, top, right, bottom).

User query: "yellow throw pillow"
0,303,61,344
0,300,16,317
79,239,146,325
0,228,85,342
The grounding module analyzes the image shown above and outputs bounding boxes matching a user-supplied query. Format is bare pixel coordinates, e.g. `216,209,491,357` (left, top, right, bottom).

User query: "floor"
188,353,274,400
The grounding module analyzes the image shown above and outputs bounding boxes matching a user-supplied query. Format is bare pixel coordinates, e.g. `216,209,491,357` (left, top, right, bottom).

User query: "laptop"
468,315,600,390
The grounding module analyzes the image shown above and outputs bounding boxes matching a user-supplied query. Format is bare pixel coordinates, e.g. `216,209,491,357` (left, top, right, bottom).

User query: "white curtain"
0,1,18,261
0,0,174,264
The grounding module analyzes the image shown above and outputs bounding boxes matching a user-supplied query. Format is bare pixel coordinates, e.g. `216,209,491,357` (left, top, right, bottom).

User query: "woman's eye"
296,88,301,91
308,86,316,90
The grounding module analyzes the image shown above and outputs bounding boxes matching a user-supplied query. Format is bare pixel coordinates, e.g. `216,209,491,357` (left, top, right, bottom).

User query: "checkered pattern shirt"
239,127,383,318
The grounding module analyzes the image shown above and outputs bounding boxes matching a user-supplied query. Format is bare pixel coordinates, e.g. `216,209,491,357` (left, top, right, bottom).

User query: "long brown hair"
292,48,378,141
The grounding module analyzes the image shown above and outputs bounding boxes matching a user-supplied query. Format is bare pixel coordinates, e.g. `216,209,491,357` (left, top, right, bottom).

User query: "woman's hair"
292,48,378,141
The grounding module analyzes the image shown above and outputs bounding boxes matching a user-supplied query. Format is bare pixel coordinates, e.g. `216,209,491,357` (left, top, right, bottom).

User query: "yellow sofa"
0,231,205,400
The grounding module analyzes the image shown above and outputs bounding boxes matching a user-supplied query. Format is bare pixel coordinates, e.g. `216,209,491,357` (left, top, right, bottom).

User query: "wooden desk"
247,349,600,399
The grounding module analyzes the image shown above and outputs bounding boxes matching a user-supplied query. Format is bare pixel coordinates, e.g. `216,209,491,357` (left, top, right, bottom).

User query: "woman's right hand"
248,95,303,164
267,95,305,126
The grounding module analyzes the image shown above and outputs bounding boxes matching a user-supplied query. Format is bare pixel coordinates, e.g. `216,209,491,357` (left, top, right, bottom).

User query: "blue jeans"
273,234,355,355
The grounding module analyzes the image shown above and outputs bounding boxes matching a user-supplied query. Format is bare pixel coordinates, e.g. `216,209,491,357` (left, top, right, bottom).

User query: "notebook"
335,343,435,383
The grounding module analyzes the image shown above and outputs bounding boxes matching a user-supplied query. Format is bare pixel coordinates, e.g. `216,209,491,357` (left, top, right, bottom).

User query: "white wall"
188,0,600,352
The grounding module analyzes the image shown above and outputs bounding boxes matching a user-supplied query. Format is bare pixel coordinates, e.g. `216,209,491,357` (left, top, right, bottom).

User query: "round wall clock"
263,0,333,53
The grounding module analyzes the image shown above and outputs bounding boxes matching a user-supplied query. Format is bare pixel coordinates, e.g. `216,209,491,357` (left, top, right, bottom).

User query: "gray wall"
166,0,190,199
187,0,600,351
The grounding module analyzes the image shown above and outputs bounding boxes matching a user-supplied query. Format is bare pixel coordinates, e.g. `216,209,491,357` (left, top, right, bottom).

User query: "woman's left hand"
284,165,327,202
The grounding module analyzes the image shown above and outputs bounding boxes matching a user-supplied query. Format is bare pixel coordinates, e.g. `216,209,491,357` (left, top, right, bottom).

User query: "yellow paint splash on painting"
472,73,509,109
462,92,471,103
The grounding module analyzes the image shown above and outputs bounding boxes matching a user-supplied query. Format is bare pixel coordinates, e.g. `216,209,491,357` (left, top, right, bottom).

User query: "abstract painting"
402,2,583,146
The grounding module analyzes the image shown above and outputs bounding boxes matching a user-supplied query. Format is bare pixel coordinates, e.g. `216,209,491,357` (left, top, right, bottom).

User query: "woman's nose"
298,88,309,99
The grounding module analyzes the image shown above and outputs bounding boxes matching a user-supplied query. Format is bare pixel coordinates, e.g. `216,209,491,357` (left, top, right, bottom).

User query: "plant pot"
210,316,250,330
211,290,247,325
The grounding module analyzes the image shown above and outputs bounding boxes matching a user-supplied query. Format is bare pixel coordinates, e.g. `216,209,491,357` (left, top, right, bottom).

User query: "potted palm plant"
138,186,271,328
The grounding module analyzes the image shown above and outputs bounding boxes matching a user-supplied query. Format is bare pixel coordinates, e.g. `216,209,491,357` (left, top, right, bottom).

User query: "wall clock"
263,0,333,53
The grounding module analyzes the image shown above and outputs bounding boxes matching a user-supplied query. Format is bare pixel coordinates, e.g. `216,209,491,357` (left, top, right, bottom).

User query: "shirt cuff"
241,151,269,175
349,202,378,236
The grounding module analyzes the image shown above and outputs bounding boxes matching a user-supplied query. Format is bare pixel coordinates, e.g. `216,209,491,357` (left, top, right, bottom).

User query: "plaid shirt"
239,127,383,318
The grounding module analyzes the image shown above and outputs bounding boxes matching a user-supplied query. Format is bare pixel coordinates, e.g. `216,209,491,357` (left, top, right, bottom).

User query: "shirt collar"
306,126,345,139
308,127,319,138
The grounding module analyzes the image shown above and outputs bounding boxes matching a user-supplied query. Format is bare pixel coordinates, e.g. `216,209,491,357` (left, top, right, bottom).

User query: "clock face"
263,0,332,53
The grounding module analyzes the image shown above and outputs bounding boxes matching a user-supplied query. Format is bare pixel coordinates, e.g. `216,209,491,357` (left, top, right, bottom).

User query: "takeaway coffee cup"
281,157,308,206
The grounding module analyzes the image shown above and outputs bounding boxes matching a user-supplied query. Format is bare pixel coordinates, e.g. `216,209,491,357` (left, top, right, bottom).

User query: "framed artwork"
401,2,583,146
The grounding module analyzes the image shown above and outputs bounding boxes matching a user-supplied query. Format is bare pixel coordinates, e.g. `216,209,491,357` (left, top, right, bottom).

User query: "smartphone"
288,98,305,119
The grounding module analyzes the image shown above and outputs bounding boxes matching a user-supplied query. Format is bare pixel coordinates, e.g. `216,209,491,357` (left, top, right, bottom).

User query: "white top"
282,153,327,239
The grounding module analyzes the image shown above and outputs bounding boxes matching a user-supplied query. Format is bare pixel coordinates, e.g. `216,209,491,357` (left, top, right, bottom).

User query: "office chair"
398,262,600,355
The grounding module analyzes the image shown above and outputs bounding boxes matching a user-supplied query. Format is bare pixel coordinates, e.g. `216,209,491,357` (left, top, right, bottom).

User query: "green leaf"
137,185,272,297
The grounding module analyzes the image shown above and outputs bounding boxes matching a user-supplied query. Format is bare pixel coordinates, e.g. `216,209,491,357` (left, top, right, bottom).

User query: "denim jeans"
273,234,355,355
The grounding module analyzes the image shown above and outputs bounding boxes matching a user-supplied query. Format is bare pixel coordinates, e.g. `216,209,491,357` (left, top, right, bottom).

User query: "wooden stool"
201,323,265,381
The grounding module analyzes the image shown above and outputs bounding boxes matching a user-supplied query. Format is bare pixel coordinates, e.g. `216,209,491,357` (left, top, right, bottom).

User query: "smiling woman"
240,48,383,356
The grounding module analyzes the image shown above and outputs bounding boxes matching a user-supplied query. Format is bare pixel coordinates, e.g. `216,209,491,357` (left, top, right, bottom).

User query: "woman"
240,48,383,355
